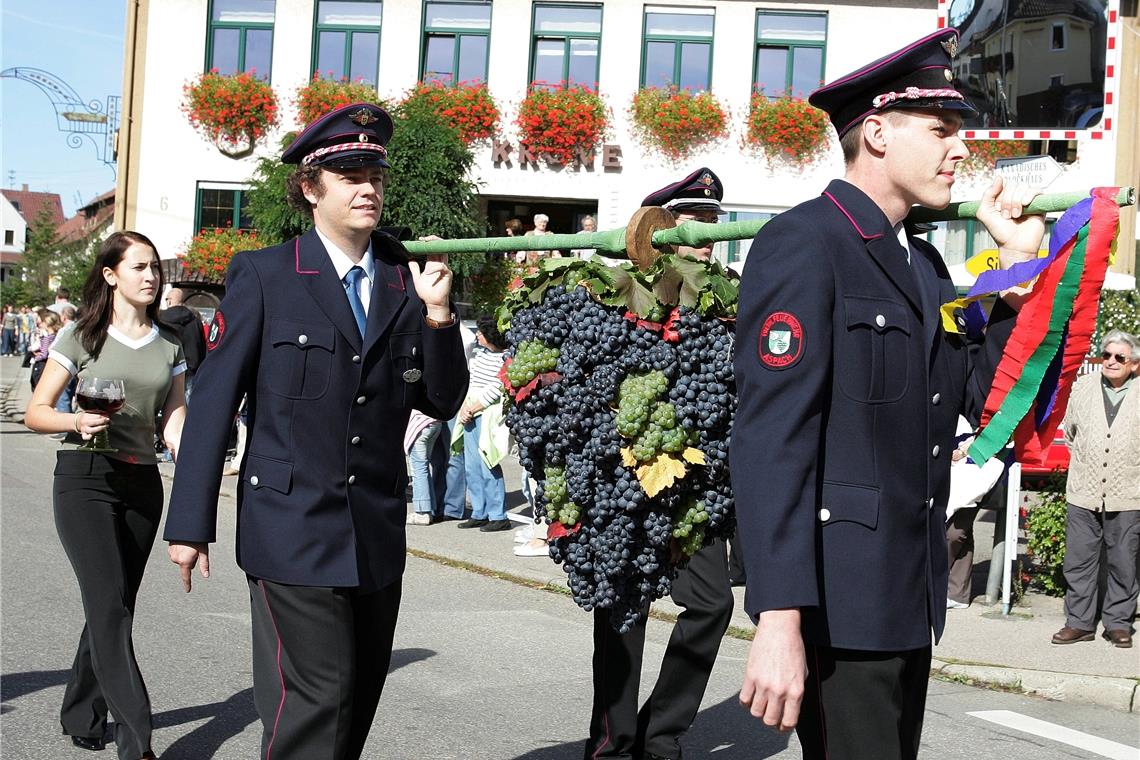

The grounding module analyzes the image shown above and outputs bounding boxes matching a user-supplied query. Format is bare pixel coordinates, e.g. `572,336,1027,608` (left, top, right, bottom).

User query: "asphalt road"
2,412,1138,759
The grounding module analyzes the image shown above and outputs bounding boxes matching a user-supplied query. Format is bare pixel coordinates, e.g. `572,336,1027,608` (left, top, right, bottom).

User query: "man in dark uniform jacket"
731,30,1046,758
165,102,467,760
585,168,734,760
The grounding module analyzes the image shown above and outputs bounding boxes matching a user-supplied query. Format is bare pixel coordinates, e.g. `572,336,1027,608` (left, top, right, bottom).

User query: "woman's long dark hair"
75,230,165,359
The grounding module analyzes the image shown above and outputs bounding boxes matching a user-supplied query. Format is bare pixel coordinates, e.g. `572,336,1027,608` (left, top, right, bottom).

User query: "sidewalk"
3,355,1135,713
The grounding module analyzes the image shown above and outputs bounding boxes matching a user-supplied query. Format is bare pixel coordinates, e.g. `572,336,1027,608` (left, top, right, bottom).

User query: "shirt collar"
1102,373,1134,393
314,226,375,283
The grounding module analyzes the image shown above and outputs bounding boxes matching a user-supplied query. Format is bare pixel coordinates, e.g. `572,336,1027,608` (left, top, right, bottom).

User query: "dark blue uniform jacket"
165,228,468,592
731,180,1015,651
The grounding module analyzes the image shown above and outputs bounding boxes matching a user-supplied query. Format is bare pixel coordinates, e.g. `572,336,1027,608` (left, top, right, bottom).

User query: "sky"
1,0,125,217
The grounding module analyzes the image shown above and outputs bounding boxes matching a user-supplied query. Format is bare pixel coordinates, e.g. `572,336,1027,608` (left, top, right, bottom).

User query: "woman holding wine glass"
25,230,186,759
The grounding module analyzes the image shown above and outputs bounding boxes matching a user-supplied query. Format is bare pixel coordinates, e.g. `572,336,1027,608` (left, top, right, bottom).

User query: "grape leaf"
681,447,706,465
636,454,687,497
609,268,660,318
621,447,637,467
653,264,683,305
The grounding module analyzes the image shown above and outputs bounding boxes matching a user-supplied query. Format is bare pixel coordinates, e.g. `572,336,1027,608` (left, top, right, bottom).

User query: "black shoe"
457,518,488,529
480,519,514,532
70,735,107,751
435,514,462,522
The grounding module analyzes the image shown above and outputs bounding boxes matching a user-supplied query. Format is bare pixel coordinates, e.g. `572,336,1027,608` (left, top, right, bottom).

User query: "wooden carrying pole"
403,188,1135,264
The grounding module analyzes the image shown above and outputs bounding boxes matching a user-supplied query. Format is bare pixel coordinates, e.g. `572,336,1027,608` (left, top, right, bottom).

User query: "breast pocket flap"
270,321,335,351
844,297,910,335
821,481,880,529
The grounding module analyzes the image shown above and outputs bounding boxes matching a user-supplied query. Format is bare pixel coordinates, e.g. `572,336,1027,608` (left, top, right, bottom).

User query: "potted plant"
745,91,831,167
180,227,262,281
515,83,609,166
629,87,728,161
401,80,500,145
183,70,279,159
294,74,382,127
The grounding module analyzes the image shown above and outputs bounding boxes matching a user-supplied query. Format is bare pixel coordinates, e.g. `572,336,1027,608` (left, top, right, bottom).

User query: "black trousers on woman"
53,451,162,760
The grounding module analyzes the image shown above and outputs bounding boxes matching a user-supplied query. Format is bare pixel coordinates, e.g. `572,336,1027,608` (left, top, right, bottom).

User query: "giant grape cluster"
503,281,736,633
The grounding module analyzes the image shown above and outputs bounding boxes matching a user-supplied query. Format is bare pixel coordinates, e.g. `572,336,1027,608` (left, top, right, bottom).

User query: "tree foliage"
3,206,60,306
245,133,311,245
1093,287,1140,347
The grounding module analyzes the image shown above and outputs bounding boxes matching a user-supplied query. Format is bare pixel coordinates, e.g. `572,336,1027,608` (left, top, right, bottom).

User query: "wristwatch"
425,312,456,329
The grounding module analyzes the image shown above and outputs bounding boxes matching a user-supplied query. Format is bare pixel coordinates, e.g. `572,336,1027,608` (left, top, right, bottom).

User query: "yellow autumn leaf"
621,447,637,467
636,454,688,497
681,447,706,465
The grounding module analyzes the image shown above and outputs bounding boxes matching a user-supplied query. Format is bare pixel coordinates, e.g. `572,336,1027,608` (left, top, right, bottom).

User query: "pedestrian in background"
165,102,467,760
24,230,186,759
732,29,1045,758
456,314,511,533
1052,330,1140,649
160,287,207,401
1,303,17,355
405,409,445,525
28,308,61,390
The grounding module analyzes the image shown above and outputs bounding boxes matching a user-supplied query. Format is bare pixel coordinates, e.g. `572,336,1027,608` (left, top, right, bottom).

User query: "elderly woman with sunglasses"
1051,329,1140,649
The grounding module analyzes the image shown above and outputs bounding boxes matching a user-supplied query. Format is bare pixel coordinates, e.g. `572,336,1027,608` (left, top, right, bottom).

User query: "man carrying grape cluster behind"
584,168,735,760
732,29,1046,758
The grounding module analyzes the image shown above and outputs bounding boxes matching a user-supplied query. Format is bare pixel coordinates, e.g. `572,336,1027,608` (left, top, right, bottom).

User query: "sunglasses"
1102,351,1133,364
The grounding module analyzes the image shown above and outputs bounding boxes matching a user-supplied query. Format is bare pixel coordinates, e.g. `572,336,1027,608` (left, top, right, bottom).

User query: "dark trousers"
946,507,979,604
248,577,402,760
585,540,733,760
797,645,931,760
53,451,162,760
1063,505,1140,631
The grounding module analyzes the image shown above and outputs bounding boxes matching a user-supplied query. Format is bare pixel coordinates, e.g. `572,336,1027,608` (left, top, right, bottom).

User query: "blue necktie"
344,266,367,338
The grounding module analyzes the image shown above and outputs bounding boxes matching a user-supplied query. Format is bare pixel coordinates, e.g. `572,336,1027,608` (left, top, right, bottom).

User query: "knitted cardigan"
1063,372,1139,512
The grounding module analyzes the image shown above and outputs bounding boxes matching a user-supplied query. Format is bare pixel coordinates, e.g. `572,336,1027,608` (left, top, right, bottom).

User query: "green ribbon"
968,225,1089,462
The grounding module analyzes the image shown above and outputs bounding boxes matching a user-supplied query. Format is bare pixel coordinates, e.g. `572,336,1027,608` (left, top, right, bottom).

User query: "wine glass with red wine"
75,377,125,452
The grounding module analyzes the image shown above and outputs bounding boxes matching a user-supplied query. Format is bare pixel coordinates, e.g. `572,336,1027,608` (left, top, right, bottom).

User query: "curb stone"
932,658,1138,712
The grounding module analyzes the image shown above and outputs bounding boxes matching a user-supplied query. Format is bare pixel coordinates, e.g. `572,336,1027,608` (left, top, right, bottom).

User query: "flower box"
630,88,728,161
745,92,831,167
180,227,261,281
295,75,383,128
516,83,609,166
183,71,278,159
402,81,500,145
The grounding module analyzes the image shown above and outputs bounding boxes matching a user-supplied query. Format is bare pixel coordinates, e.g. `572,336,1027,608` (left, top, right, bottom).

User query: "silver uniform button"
351,436,361,445
250,476,259,486
932,393,941,405
932,445,941,457
298,334,308,345
356,396,366,405
348,475,356,485
927,498,935,509
875,314,886,328
352,355,361,363
818,508,831,522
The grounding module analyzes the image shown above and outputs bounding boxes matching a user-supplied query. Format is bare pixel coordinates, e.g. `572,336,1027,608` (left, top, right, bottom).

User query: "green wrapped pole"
402,187,1135,258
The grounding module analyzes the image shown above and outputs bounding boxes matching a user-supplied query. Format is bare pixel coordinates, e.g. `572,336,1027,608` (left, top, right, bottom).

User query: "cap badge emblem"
944,68,953,82
703,189,711,196
941,37,959,57
698,173,714,186
350,108,377,126
359,133,369,142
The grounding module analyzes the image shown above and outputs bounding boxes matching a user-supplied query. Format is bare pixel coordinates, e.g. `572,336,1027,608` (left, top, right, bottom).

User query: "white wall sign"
995,155,1064,189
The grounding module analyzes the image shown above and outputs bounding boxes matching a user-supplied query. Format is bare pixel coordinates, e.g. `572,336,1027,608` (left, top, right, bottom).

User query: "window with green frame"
718,210,778,265
421,1,492,85
313,1,382,85
641,6,714,91
206,0,276,80
195,185,253,233
530,4,602,87
753,12,826,98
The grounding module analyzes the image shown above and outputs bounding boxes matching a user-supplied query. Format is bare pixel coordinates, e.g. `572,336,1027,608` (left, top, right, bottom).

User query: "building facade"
118,0,1126,273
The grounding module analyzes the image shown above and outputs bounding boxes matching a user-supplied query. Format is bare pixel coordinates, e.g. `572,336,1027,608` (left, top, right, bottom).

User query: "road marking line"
968,710,1139,760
